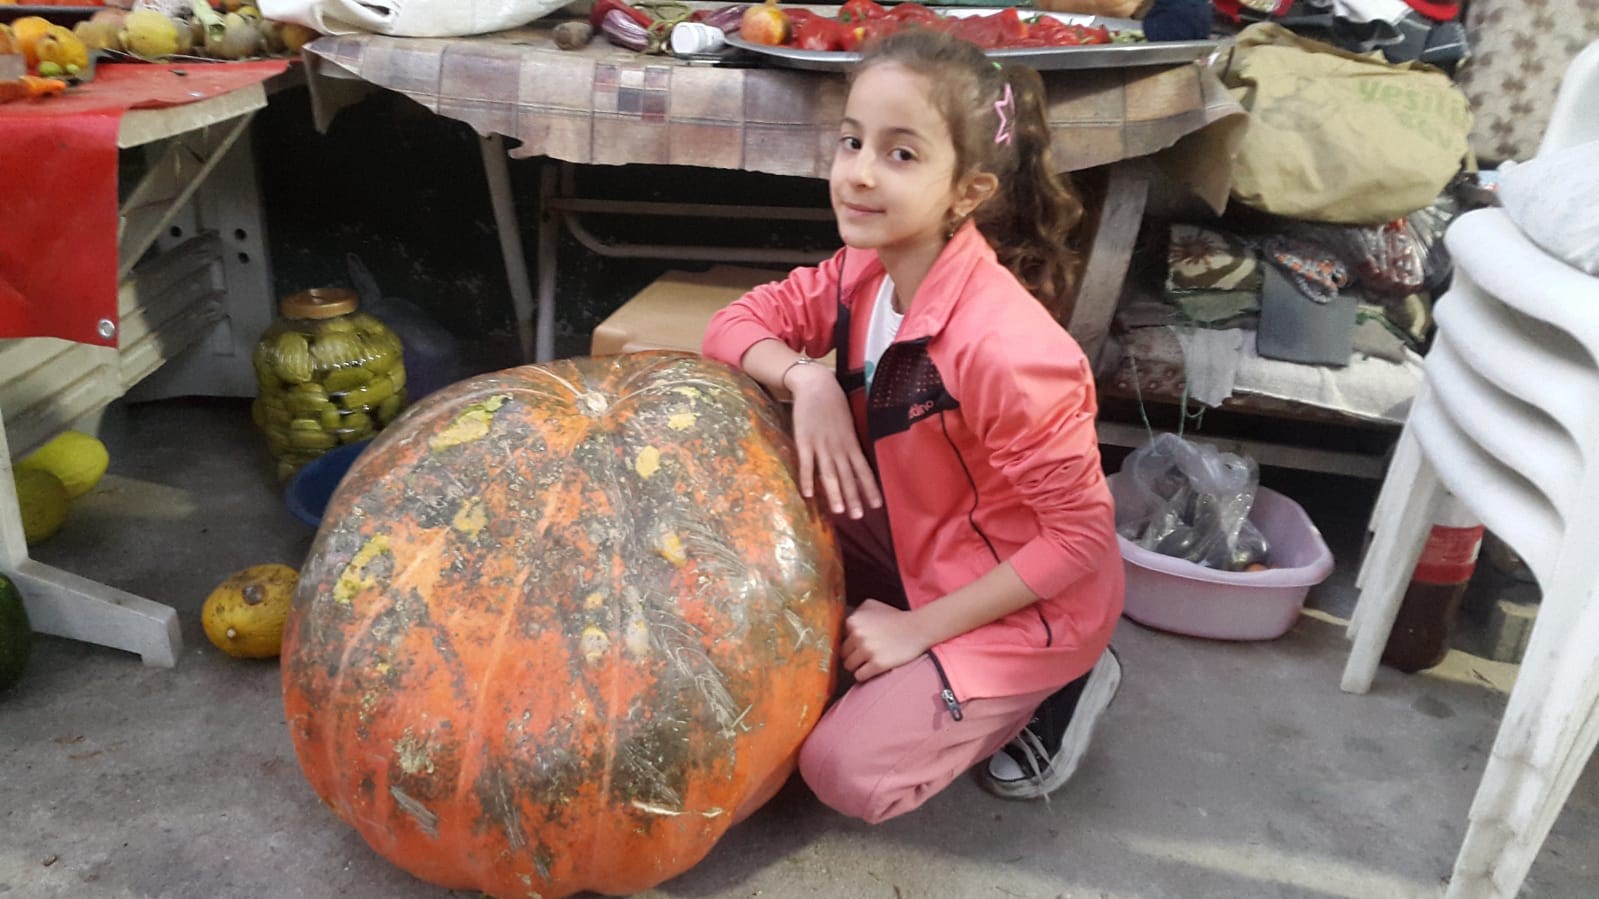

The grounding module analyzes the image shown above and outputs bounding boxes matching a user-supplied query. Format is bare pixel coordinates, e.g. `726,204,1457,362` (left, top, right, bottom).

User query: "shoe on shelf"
980,646,1122,801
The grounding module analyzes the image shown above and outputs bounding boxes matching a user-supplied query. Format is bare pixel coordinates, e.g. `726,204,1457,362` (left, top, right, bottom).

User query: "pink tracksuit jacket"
703,222,1123,709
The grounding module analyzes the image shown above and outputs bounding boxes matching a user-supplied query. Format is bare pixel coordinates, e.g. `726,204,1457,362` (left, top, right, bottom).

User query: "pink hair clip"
993,82,1014,146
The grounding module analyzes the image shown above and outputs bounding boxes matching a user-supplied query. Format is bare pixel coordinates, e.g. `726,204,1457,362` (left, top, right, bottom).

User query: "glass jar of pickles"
252,288,408,481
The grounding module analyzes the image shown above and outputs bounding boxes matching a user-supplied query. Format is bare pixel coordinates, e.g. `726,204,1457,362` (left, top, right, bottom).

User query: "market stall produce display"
0,0,316,103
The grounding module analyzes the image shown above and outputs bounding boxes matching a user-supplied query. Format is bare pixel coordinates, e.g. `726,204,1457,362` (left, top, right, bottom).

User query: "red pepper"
792,14,847,51
1028,15,1082,46
589,0,653,32
885,2,940,24
839,0,888,24
993,8,1029,44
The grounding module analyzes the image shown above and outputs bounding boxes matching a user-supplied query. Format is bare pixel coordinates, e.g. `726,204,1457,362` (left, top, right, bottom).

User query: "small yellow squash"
202,564,299,659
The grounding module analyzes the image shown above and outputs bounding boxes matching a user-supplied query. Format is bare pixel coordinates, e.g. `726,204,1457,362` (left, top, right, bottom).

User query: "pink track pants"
794,506,1057,824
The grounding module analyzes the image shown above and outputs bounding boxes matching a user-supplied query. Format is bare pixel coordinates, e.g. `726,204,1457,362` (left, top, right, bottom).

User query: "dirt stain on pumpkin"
395,728,436,775
580,626,611,663
634,445,661,479
389,785,439,838
360,690,380,724
624,616,650,658
658,531,686,567
644,600,745,739
452,496,488,536
428,394,511,452
474,766,526,851
629,799,725,819
333,535,393,604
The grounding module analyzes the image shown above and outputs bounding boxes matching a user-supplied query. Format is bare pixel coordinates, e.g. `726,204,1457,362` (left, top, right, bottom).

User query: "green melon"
0,574,31,692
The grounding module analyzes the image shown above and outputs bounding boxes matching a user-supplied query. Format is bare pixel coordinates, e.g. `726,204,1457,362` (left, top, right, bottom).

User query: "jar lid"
280,288,359,320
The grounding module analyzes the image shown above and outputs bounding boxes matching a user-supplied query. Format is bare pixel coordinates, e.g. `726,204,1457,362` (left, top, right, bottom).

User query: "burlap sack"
1223,24,1473,224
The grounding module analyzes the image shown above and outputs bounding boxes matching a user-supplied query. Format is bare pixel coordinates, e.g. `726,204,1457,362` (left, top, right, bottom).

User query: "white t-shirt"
863,277,903,392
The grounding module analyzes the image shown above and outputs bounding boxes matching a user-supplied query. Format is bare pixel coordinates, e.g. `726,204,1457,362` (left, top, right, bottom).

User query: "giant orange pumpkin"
281,351,844,898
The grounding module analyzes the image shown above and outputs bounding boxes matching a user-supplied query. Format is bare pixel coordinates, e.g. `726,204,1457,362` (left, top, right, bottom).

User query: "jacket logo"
908,400,937,421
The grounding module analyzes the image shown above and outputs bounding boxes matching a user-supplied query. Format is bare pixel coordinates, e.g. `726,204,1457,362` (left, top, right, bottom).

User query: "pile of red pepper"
786,0,1112,52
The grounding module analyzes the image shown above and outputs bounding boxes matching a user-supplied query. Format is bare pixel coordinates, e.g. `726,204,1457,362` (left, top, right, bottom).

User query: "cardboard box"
591,265,782,356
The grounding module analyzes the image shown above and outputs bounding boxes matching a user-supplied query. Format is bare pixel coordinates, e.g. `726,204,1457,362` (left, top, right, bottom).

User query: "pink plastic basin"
1107,473,1336,641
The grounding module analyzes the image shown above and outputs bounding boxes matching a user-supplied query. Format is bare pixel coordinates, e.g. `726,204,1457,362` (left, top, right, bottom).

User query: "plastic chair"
1537,39,1599,156
1339,41,1599,899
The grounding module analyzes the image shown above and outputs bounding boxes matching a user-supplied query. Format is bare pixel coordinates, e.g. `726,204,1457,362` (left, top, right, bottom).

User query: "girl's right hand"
785,363,882,519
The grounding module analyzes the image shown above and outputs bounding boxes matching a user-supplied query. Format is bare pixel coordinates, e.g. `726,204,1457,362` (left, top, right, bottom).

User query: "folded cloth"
1169,291,1259,326
1258,236,1350,302
1498,139,1599,275
1142,0,1214,40
1326,1,1464,63
1173,326,1246,406
1402,0,1460,22
1167,224,1263,292
1418,20,1468,66
1115,325,1423,423
1333,0,1410,23
1237,330,1423,424
1353,306,1409,363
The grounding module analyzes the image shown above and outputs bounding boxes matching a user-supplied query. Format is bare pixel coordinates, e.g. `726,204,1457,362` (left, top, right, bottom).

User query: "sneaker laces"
1005,726,1054,809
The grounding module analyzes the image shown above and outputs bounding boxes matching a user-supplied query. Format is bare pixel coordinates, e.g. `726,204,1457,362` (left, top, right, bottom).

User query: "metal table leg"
479,134,544,363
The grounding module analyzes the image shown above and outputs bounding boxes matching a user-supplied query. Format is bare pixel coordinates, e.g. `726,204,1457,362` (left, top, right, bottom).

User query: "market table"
0,60,290,667
300,23,1247,362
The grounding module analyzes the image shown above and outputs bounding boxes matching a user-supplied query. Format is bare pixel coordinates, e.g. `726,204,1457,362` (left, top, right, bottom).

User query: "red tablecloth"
0,60,289,347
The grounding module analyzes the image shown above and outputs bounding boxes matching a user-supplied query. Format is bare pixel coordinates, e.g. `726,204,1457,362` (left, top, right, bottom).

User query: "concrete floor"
2,396,1595,899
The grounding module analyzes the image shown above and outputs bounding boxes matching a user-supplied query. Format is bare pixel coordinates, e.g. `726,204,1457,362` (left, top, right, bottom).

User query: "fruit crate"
0,233,227,456
2,76,277,457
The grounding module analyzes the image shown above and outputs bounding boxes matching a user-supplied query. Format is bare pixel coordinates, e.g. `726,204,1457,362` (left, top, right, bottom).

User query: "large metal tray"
722,11,1223,72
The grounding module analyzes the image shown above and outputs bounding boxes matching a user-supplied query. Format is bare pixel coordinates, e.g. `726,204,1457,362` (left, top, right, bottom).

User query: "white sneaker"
980,647,1122,800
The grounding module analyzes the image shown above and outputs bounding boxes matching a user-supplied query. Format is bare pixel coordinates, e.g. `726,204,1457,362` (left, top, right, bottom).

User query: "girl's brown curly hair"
856,29,1086,322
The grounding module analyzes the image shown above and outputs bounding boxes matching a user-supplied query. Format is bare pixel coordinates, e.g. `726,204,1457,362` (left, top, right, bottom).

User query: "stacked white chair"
1339,41,1599,899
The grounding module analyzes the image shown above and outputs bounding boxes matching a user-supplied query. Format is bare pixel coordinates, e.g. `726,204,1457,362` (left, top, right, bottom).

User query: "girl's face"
830,63,989,260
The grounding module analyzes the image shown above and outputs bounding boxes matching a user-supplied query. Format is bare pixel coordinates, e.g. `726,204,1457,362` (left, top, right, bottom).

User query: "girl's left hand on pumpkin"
841,598,934,681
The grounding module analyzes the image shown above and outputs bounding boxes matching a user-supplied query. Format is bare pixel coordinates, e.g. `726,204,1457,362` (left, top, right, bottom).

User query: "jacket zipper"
925,650,964,721
1035,608,1054,646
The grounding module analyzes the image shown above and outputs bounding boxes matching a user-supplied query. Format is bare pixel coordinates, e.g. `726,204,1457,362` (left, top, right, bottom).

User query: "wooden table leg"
1068,160,1150,368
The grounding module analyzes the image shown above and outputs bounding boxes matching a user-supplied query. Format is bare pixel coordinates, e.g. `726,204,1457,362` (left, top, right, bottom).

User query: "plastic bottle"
347,254,461,401
1382,493,1484,673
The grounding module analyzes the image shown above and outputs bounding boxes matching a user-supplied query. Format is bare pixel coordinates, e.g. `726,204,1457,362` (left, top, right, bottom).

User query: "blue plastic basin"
283,439,372,528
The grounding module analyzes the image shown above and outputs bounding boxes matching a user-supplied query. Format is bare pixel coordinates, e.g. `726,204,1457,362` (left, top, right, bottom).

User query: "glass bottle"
251,288,407,482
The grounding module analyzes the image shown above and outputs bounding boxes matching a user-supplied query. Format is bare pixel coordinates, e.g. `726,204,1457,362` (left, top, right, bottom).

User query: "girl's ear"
952,171,999,219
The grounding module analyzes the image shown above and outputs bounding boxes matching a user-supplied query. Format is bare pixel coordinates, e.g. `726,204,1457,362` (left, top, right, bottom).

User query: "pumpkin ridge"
304,553,403,809
449,562,532,844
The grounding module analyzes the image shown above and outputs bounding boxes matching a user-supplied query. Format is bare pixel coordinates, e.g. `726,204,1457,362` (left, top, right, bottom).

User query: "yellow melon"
12,468,68,546
18,430,109,500
202,564,299,659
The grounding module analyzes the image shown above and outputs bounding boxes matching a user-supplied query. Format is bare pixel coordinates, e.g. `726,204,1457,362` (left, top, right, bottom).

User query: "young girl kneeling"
702,28,1125,824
